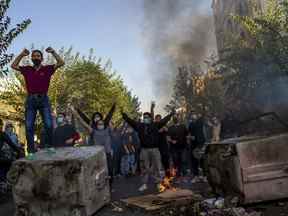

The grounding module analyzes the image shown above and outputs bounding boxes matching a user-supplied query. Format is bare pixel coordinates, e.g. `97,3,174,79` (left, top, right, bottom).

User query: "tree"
166,62,225,123
215,0,288,120
0,0,31,76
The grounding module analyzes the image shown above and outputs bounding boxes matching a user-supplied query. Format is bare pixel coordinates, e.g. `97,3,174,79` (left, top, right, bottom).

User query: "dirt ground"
1,176,288,216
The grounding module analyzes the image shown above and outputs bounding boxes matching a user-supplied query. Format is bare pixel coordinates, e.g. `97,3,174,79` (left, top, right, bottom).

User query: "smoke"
141,0,217,110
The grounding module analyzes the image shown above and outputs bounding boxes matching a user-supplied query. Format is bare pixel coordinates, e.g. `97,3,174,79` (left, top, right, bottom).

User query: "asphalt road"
1,176,288,216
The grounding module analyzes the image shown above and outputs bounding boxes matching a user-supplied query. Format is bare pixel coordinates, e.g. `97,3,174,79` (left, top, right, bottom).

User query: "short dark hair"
32,50,43,59
57,112,66,118
143,112,152,118
155,114,162,119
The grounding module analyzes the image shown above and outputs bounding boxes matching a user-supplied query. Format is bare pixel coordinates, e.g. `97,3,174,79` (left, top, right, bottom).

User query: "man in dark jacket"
122,110,174,191
53,113,80,147
167,116,188,178
188,112,206,183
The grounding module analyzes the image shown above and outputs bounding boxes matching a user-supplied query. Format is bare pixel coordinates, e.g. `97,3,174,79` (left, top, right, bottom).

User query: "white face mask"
97,125,105,130
57,117,64,124
94,117,101,123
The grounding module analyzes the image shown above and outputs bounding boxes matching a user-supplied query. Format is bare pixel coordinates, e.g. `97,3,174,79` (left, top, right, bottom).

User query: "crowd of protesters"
70,102,221,192
0,47,223,197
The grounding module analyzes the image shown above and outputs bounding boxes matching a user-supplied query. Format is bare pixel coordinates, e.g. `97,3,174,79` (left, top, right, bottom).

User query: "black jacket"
76,103,116,129
122,113,173,149
188,118,206,146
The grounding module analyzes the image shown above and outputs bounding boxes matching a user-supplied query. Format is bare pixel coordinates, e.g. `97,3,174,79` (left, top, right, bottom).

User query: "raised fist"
45,47,55,53
21,48,30,56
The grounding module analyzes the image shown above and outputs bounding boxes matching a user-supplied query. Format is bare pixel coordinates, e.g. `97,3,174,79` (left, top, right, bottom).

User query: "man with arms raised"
11,47,65,159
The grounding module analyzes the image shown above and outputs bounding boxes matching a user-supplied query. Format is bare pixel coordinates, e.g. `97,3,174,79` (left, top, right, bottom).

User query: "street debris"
111,202,124,212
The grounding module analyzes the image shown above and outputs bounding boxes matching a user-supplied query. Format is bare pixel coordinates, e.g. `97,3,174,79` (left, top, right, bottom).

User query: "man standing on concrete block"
11,47,65,159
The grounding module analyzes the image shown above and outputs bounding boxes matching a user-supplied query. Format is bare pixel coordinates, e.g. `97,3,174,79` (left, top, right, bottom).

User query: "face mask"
6,127,13,133
143,118,151,124
97,125,105,130
57,117,64,124
94,116,101,122
66,117,72,124
32,59,41,66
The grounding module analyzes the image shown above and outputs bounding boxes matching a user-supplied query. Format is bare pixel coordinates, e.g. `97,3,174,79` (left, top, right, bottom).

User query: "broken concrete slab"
122,189,202,211
8,146,110,216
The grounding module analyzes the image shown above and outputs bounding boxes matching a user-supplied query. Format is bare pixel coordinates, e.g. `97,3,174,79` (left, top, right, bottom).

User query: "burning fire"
158,168,177,193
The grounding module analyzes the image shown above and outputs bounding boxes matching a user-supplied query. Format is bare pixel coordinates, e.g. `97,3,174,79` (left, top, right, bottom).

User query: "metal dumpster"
206,133,288,204
8,146,110,216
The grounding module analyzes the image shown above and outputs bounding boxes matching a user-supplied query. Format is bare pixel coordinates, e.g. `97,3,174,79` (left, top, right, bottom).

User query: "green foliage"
0,0,31,76
216,0,288,117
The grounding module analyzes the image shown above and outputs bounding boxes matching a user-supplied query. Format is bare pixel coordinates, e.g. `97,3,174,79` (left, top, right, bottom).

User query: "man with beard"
11,48,65,159
122,110,175,192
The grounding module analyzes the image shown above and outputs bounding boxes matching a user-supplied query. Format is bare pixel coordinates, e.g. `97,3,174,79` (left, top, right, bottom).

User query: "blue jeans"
121,154,136,176
25,95,53,153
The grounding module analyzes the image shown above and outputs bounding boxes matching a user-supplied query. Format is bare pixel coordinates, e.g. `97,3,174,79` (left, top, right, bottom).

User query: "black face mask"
32,59,41,66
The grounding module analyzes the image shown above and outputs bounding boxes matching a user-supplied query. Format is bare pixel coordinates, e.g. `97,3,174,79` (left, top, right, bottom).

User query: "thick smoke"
141,0,217,109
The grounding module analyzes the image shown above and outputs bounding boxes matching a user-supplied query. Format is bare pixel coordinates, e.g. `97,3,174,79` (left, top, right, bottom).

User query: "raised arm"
122,113,139,131
150,101,155,120
158,111,175,128
11,49,29,71
70,106,93,134
76,108,91,125
104,103,116,128
46,47,65,70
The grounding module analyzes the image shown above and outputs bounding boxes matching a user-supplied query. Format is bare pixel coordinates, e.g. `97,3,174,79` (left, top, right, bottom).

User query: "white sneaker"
191,176,200,184
199,176,208,183
138,184,148,192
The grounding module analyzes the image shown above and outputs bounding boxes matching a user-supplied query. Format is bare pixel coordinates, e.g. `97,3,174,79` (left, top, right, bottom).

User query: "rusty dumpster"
206,133,288,204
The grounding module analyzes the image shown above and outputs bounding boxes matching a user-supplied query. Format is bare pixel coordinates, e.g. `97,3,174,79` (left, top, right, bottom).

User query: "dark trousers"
106,153,113,188
171,148,185,176
190,143,204,176
25,95,53,153
0,162,12,181
190,148,200,176
159,147,170,176
112,149,121,176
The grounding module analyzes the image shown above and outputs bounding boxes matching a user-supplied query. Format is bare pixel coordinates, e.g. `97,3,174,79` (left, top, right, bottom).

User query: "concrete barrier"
8,146,110,216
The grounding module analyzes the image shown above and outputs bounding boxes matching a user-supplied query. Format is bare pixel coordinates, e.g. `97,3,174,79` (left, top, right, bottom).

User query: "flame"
158,168,177,193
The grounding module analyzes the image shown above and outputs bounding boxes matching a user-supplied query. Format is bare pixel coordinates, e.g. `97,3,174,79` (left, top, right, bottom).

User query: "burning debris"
158,168,177,193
